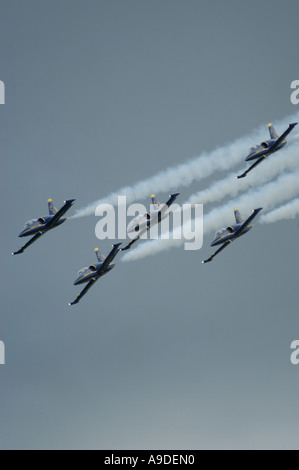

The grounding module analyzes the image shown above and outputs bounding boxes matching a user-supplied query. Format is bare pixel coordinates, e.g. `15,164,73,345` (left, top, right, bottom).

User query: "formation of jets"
12,193,180,304
12,121,298,304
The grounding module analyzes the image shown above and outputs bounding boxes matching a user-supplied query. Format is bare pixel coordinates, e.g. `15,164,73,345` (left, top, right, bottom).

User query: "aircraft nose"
74,277,81,286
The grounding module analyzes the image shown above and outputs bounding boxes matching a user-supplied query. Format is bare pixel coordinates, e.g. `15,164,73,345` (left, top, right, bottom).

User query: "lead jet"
202,207,262,264
237,122,297,179
69,243,122,305
121,193,180,251
13,198,76,255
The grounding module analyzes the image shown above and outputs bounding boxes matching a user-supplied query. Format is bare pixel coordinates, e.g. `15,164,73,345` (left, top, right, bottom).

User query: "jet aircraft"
237,122,297,179
13,198,76,255
202,207,262,264
69,243,122,305
122,193,180,251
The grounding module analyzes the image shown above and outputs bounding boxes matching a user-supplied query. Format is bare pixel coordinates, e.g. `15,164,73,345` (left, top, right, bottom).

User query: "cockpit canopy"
24,218,38,228
250,140,271,152
215,225,235,238
215,228,226,238
77,267,89,276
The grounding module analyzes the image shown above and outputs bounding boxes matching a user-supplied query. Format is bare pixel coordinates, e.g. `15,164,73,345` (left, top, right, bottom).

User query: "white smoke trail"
72,112,299,218
72,138,250,218
260,198,299,224
122,168,299,262
187,141,299,206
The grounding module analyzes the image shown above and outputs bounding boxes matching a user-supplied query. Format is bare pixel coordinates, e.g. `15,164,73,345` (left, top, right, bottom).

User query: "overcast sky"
0,0,298,450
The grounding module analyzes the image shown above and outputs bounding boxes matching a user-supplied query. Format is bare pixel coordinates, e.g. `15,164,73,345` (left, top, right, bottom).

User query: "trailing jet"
13,198,76,255
121,193,180,251
202,207,262,264
237,122,297,179
69,243,122,305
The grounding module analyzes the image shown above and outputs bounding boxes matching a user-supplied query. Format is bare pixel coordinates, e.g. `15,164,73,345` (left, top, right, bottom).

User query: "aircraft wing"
235,208,263,236
123,194,180,250
156,192,180,223
270,123,297,152
165,193,180,208
99,243,122,271
46,199,76,229
129,213,151,233
202,241,231,264
12,232,43,255
121,227,148,251
237,157,265,179
121,235,141,251
121,236,139,251
69,279,97,305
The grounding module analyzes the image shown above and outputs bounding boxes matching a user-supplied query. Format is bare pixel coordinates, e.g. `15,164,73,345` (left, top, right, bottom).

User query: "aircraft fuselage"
211,224,253,246
74,262,115,285
245,139,287,161
19,216,66,237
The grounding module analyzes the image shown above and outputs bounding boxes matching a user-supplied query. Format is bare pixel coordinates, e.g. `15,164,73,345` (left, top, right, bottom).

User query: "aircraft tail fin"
234,208,244,224
268,123,278,140
94,248,105,263
48,199,58,215
151,194,160,208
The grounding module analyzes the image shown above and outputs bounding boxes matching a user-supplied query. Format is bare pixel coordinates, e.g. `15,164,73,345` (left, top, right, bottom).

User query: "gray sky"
0,0,298,450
